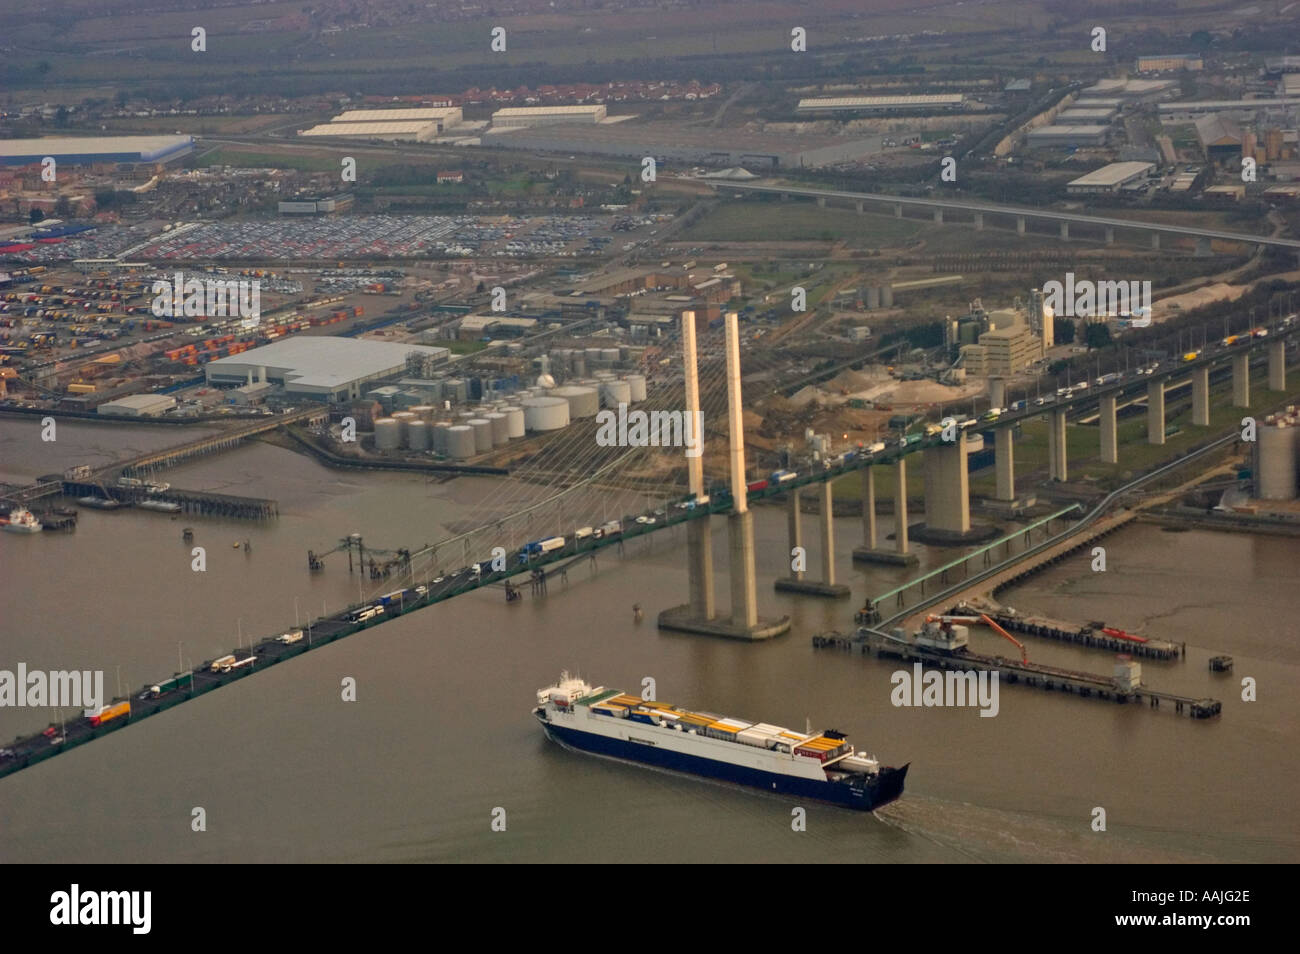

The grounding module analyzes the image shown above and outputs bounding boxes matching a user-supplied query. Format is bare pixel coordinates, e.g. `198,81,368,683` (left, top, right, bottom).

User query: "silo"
586,347,604,367
467,418,494,453
503,406,526,438
625,374,647,402
374,418,401,451
406,420,430,451
432,421,452,455
484,412,510,445
601,347,620,365
601,379,631,408
410,404,435,423
1257,420,1298,500
446,425,476,460
523,396,570,432
391,411,416,447
554,385,600,419
571,354,587,377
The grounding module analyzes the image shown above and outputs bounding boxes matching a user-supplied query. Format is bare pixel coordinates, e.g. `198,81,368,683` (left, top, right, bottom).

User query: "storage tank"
484,412,510,445
601,379,631,408
571,354,586,377
503,406,526,438
374,418,401,451
586,347,604,366
625,374,647,402
1256,420,1298,500
523,396,570,432
467,418,494,453
554,385,600,419
406,420,430,451
410,404,435,423
390,411,416,447
446,425,476,459
601,347,620,364
432,421,452,455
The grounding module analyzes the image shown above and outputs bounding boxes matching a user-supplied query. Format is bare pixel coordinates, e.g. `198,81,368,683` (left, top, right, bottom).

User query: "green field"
682,202,925,246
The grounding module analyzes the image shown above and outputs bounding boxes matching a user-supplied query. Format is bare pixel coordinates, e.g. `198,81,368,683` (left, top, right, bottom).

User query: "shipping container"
84,700,130,726
210,655,237,672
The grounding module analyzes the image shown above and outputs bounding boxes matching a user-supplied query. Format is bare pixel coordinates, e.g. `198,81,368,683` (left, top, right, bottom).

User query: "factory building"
1026,125,1110,148
490,105,608,128
97,393,177,417
1158,98,1300,122
0,135,193,167
1066,161,1156,194
205,337,450,403
1195,115,1245,162
482,120,880,168
331,107,463,129
960,322,1040,377
794,94,966,115
1083,78,1179,101
1135,54,1204,73
1057,106,1118,124
277,194,355,214
299,121,441,142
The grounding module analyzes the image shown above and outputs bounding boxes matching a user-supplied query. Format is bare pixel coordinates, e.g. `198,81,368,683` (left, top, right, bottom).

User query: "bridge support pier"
995,428,1015,501
1232,353,1250,407
1196,237,1212,257
817,196,827,208
989,377,1007,410
1105,227,1115,245
922,440,971,536
855,200,864,214
934,208,944,224
1151,232,1161,250
1016,216,1026,235
974,212,984,230
894,203,903,218
687,519,715,619
776,482,850,597
1048,409,1068,480
854,458,917,565
1147,380,1166,445
1269,340,1286,391
1059,222,1070,241
1100,394,1119,463
1191,366,1210,426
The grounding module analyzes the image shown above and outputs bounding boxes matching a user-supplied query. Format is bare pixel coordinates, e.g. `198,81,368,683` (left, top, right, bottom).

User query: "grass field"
682,202,925,246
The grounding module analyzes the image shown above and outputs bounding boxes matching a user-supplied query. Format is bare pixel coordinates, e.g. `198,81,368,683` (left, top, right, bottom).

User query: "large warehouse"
206,337,451,402
490,106,608,128
299,121,440,142
331,107,463,128
1066,161,1155,194
1026,125,1110,148
482,120,879,168
0,135,193,167
795,94,966,115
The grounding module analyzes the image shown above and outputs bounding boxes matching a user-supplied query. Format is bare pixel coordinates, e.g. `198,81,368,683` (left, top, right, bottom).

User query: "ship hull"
541,715,907,812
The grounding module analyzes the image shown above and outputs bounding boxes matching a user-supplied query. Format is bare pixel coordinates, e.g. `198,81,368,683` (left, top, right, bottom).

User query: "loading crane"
926,613,1029,665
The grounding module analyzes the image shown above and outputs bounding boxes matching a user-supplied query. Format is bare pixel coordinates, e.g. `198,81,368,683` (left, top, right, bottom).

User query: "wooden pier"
63,481,278,520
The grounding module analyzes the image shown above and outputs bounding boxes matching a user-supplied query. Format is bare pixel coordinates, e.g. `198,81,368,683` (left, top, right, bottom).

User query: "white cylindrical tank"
432,421,452,454
374,418,401,451
601,379,631,408
484,412,509,445
1256,421,1298,500
523,396,570,432
446,425,476,459
410,404,435,423
554,385,600,419
390,411,417,448
601,347,619,364
503,406,526,438
406,420,430,451
467,418,493,453
585,347,604,365
625,374,647,402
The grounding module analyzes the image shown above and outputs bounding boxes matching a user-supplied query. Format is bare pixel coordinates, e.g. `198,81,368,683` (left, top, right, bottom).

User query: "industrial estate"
2,0,1299,879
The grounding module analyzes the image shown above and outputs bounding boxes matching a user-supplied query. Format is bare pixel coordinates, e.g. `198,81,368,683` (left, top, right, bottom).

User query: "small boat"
1,508,44,533
138,499,182,513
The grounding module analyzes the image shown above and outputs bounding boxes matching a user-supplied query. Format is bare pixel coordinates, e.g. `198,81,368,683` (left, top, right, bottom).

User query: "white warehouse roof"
796,95,965,109
206,337,450,394
333,108,461,122
1067,161,1155,188
492,105,607,116
299,122,438,137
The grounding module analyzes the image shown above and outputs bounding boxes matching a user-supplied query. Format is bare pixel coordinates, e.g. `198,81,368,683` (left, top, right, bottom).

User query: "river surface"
1,417,1297,862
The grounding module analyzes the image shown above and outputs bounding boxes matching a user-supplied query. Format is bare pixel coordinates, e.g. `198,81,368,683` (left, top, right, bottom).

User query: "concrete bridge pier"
1269,340,1287,391
974,212,984,230
934,208,944,224
995,428,1015,501
817,196,827,208
1105,227,1115,245
1147,380,1166,445
855,200,864,214
776,482,850,598
1232,353,1250,407
1151,232,1161,250
1196,237,1212,257
894,203,903,218
1059,222,1070,241
1016,215,1026,235
854,458,918,566
1191,366,1210,426
1100,394,1119,463
1048,410,1068,480
922,441,971,537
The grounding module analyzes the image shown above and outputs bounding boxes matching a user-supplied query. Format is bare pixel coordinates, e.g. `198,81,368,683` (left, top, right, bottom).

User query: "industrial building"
960,322,1040,377
1195,115,1245,161
490,106,608,128
1135,54,1203,73
482,121,880,168
299,121,441,142
0,135,194,167
1083,78,1178,101
205,337,450,403
1025,125,1110,148
331,107,463,129
97,393,177,417
1066,161,1155,194
794,95,966,115
277,194,355,215
1158,98,1300,121
1057,107,1118,124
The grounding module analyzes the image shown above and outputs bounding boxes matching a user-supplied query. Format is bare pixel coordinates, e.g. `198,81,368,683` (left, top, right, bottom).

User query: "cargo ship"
535,673,908,811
